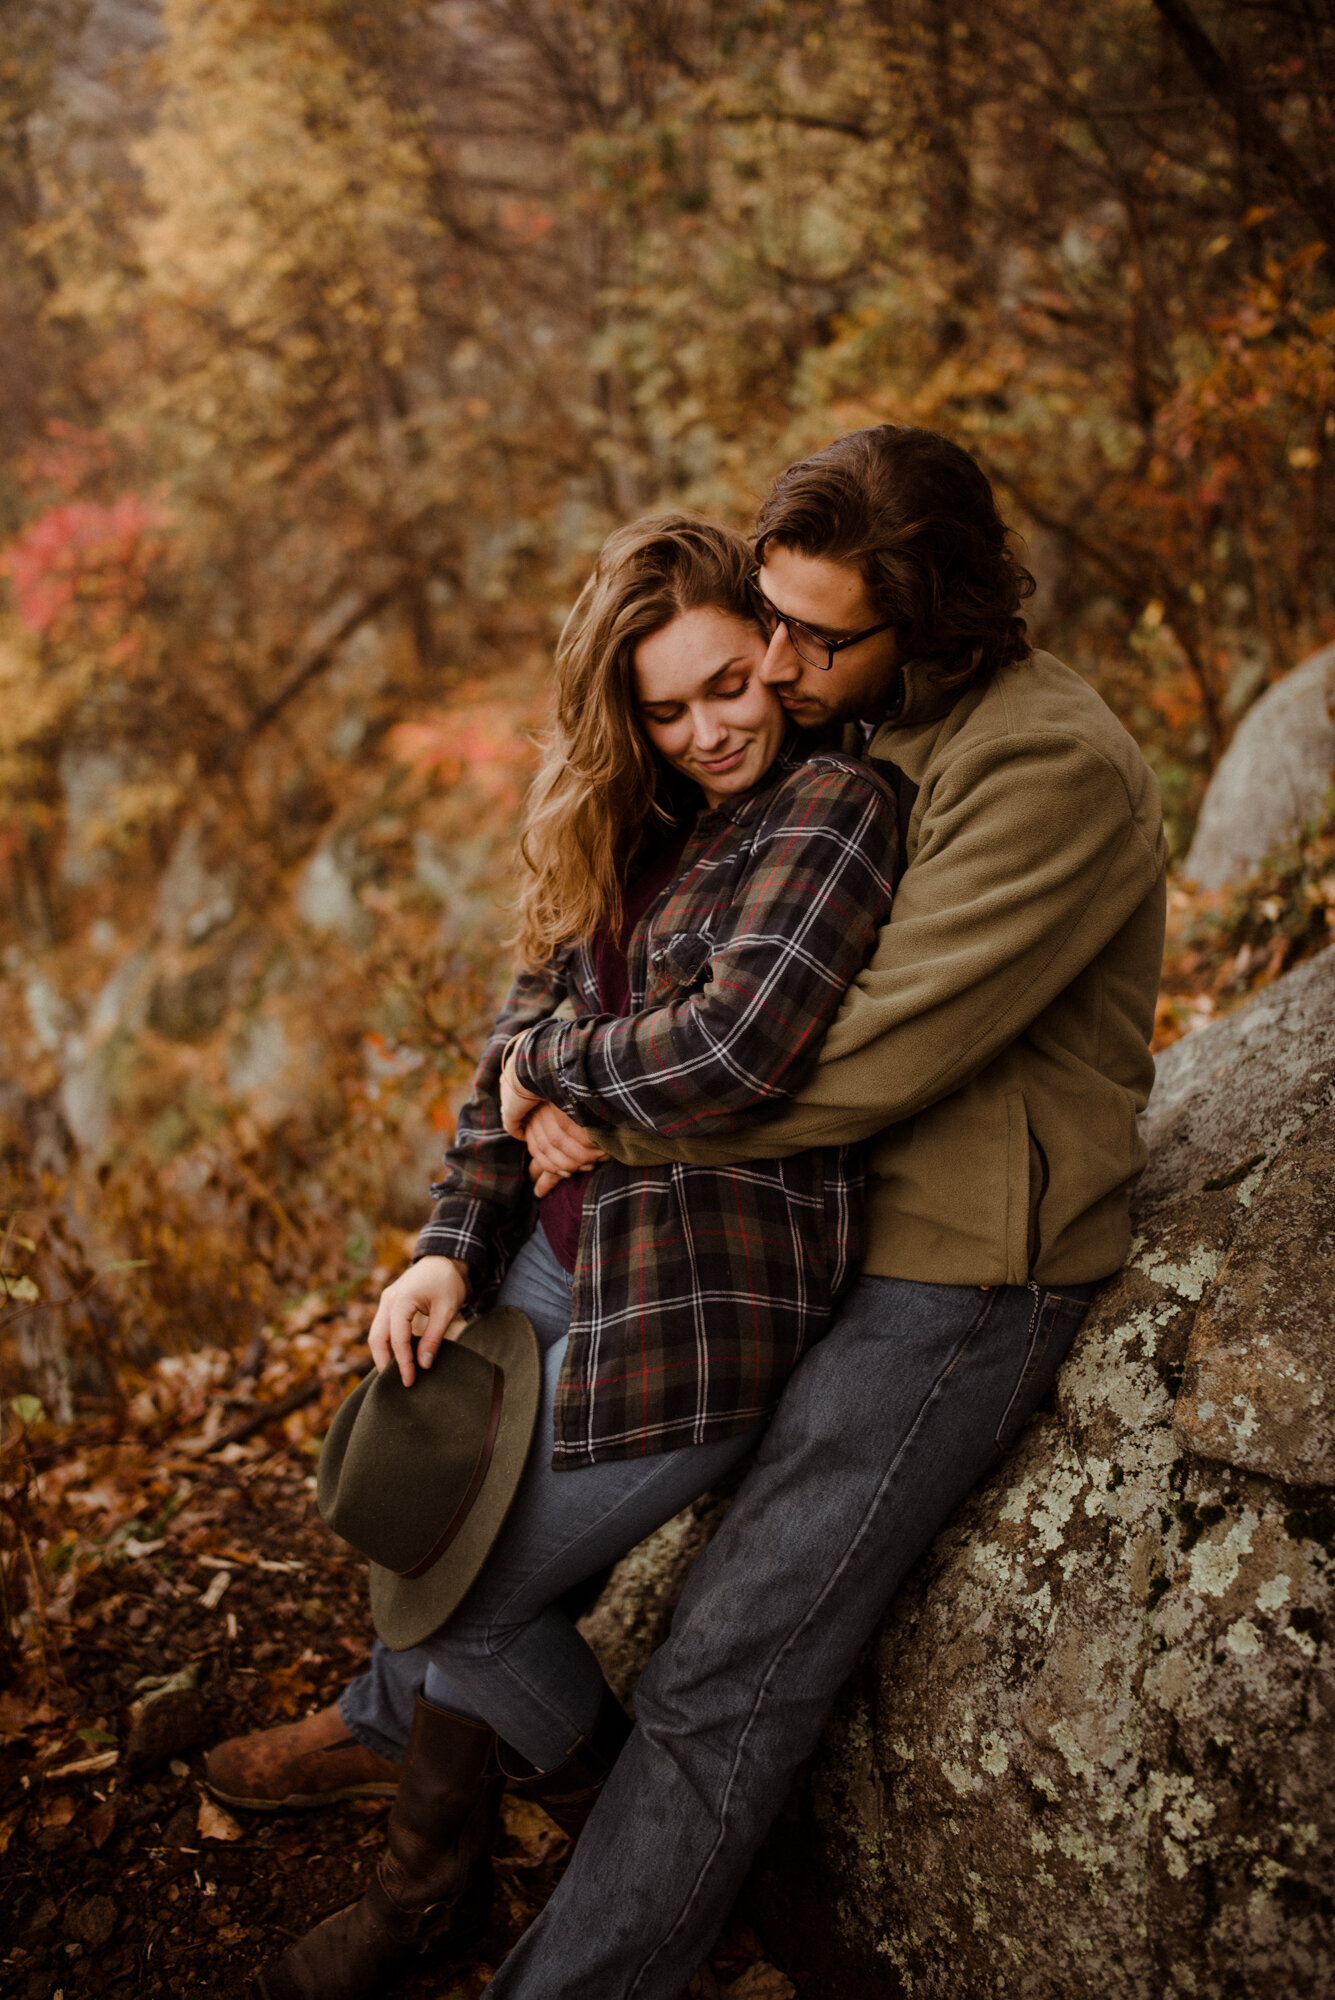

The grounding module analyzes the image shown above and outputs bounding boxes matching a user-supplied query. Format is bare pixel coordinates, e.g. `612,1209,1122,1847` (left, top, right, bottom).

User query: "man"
214,424,1165,1998
475,423,1166,1997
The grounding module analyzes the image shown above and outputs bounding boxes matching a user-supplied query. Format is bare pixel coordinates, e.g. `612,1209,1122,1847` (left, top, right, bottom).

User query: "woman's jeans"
479,1269,1095,1999
339,1227,764,1771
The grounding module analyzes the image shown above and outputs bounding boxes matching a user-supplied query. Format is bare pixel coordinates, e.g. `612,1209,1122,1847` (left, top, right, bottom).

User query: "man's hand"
368,1255,470,1386
524,1101,609,1198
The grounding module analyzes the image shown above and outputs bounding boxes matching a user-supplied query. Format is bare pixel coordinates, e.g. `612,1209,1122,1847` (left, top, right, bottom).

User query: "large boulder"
583,948,1335,1999
1184,644,1335,889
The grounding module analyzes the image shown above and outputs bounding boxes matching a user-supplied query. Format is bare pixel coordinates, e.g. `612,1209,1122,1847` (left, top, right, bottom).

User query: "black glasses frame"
749,574,896,673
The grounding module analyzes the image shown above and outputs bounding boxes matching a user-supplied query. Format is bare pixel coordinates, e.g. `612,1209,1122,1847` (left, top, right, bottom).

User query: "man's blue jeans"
339,1228,764,1769
480,1269,1094,1999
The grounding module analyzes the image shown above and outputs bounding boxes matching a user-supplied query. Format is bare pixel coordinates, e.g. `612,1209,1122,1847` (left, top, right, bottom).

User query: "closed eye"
639,676,750,723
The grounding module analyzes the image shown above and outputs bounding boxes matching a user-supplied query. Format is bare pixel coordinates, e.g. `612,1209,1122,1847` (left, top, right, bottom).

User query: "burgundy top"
539,829,689,1270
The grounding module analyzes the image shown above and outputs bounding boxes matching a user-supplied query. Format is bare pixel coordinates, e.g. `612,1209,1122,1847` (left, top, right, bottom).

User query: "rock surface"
1184,643,1335,888
583,948,1335,1999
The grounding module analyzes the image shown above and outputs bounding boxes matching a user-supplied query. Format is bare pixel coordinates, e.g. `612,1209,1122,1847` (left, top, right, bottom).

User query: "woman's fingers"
387,1288,420,1386
525,1101,608,1176
417,1291,468,1368
416,1290,450,1370
499,1039,545,1140
370,1258,470,1380
368,1292,393,1372
499,1071,541,1139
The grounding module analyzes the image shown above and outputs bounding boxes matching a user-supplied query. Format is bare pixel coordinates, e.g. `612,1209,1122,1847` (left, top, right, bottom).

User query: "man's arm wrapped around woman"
510,757,898,1139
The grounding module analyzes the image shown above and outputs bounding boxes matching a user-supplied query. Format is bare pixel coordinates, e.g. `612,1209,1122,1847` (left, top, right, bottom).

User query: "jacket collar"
865,656,974,779
881,656,964,730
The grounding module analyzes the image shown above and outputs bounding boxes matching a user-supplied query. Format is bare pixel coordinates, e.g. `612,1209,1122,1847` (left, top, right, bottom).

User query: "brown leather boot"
205,1703,401,1811
501,1684,632,1840
252,1694,502,2000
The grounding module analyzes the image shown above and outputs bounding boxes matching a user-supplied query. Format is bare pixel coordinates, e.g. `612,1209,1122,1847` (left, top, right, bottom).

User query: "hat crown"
318,1341,503,1578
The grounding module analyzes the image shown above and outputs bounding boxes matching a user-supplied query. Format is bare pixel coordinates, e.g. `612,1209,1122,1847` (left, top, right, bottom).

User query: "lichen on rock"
583,950,1335,1998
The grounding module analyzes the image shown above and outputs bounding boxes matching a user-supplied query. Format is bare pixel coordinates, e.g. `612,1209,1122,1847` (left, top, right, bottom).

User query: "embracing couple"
219,424,1167,1999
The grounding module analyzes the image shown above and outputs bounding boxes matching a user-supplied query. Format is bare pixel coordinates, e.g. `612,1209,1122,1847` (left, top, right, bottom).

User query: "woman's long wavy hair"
516,515,758,967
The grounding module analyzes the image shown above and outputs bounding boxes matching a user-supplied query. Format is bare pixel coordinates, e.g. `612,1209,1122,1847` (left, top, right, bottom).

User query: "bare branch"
233,579,405,751
1151,0,1335,261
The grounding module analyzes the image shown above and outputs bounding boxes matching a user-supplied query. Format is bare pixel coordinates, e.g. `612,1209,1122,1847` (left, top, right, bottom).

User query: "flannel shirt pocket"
649,927,714,994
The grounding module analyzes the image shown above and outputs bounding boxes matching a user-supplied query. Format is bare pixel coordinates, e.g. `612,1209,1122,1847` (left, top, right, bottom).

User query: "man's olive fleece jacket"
597,649,1168,1287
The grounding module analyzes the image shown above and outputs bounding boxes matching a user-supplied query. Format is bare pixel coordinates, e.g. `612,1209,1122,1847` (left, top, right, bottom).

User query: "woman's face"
633,607,785,809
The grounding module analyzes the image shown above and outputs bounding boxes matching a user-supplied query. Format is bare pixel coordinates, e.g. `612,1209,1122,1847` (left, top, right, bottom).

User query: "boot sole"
206,1779,400,1811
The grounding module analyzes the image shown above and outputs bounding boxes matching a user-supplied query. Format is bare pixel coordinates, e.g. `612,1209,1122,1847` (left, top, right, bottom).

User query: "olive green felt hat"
317,1306,541,1651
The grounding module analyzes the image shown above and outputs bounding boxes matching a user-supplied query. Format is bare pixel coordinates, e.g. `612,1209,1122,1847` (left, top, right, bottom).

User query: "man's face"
755,545,902,729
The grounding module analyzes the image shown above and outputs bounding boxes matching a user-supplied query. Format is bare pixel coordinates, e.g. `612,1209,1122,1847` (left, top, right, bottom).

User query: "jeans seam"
993,1281,1047,1447
626,1286,999,1998
442,1444,743,1759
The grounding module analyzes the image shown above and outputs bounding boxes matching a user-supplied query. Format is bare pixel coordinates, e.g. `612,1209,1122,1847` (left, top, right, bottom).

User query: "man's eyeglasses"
748,574,897,673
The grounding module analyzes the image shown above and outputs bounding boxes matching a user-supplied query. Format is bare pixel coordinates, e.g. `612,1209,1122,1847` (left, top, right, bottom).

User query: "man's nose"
758,627,799,685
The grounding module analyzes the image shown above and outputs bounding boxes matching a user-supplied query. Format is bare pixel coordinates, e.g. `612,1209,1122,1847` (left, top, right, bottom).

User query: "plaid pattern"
417,743,897,1465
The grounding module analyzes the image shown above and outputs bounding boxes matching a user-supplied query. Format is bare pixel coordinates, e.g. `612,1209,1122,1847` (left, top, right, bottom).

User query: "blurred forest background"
1,0,1334,1682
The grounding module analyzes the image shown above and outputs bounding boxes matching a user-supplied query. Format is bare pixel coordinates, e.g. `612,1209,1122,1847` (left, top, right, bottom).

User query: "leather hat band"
398,1363,506,1581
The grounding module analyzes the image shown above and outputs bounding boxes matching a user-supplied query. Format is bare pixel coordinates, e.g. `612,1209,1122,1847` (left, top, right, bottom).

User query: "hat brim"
366,1305,541,1650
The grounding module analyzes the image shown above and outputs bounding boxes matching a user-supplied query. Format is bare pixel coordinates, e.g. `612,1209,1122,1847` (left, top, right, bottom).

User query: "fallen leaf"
199,1568,231,1610
133,1664,199,1696
0,1804,25,1854
498,1794,568,1865
0,1691,58,1737
722,1968,797,2000
197,1795,243,1842
46,1749,118,1778
124,1664,207,1774
39,1793,77,1829
264,1661,317,1716
85,1800,118,1849
64,1893,118,1949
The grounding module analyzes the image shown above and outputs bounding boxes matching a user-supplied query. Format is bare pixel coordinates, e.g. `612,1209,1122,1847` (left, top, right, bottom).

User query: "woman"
251,516,898,2000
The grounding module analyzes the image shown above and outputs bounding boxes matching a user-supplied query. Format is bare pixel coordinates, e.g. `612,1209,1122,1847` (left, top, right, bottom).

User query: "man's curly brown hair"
755,425,1035,691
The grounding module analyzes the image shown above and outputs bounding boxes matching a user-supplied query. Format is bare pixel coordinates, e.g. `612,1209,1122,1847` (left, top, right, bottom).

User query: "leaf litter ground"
1,1279,795,2000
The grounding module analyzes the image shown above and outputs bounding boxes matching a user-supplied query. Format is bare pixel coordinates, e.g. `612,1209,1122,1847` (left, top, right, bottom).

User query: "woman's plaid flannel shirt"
416,744,898,1466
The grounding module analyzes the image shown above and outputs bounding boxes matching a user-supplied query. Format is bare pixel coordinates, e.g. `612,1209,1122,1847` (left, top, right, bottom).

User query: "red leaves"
386,684,540,814
2,494,171,641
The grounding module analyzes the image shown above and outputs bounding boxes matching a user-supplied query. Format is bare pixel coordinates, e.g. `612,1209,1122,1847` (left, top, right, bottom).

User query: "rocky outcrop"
1184,644,1335,889
583,948,1335,1999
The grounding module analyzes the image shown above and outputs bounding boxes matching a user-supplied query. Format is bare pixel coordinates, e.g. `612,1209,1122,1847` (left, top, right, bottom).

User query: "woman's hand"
499,1036,545,1140
368,1255,471,1386
524,1102,610,1198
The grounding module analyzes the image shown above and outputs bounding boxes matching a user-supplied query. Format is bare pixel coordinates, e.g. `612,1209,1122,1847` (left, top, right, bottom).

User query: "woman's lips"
698,745,748,774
